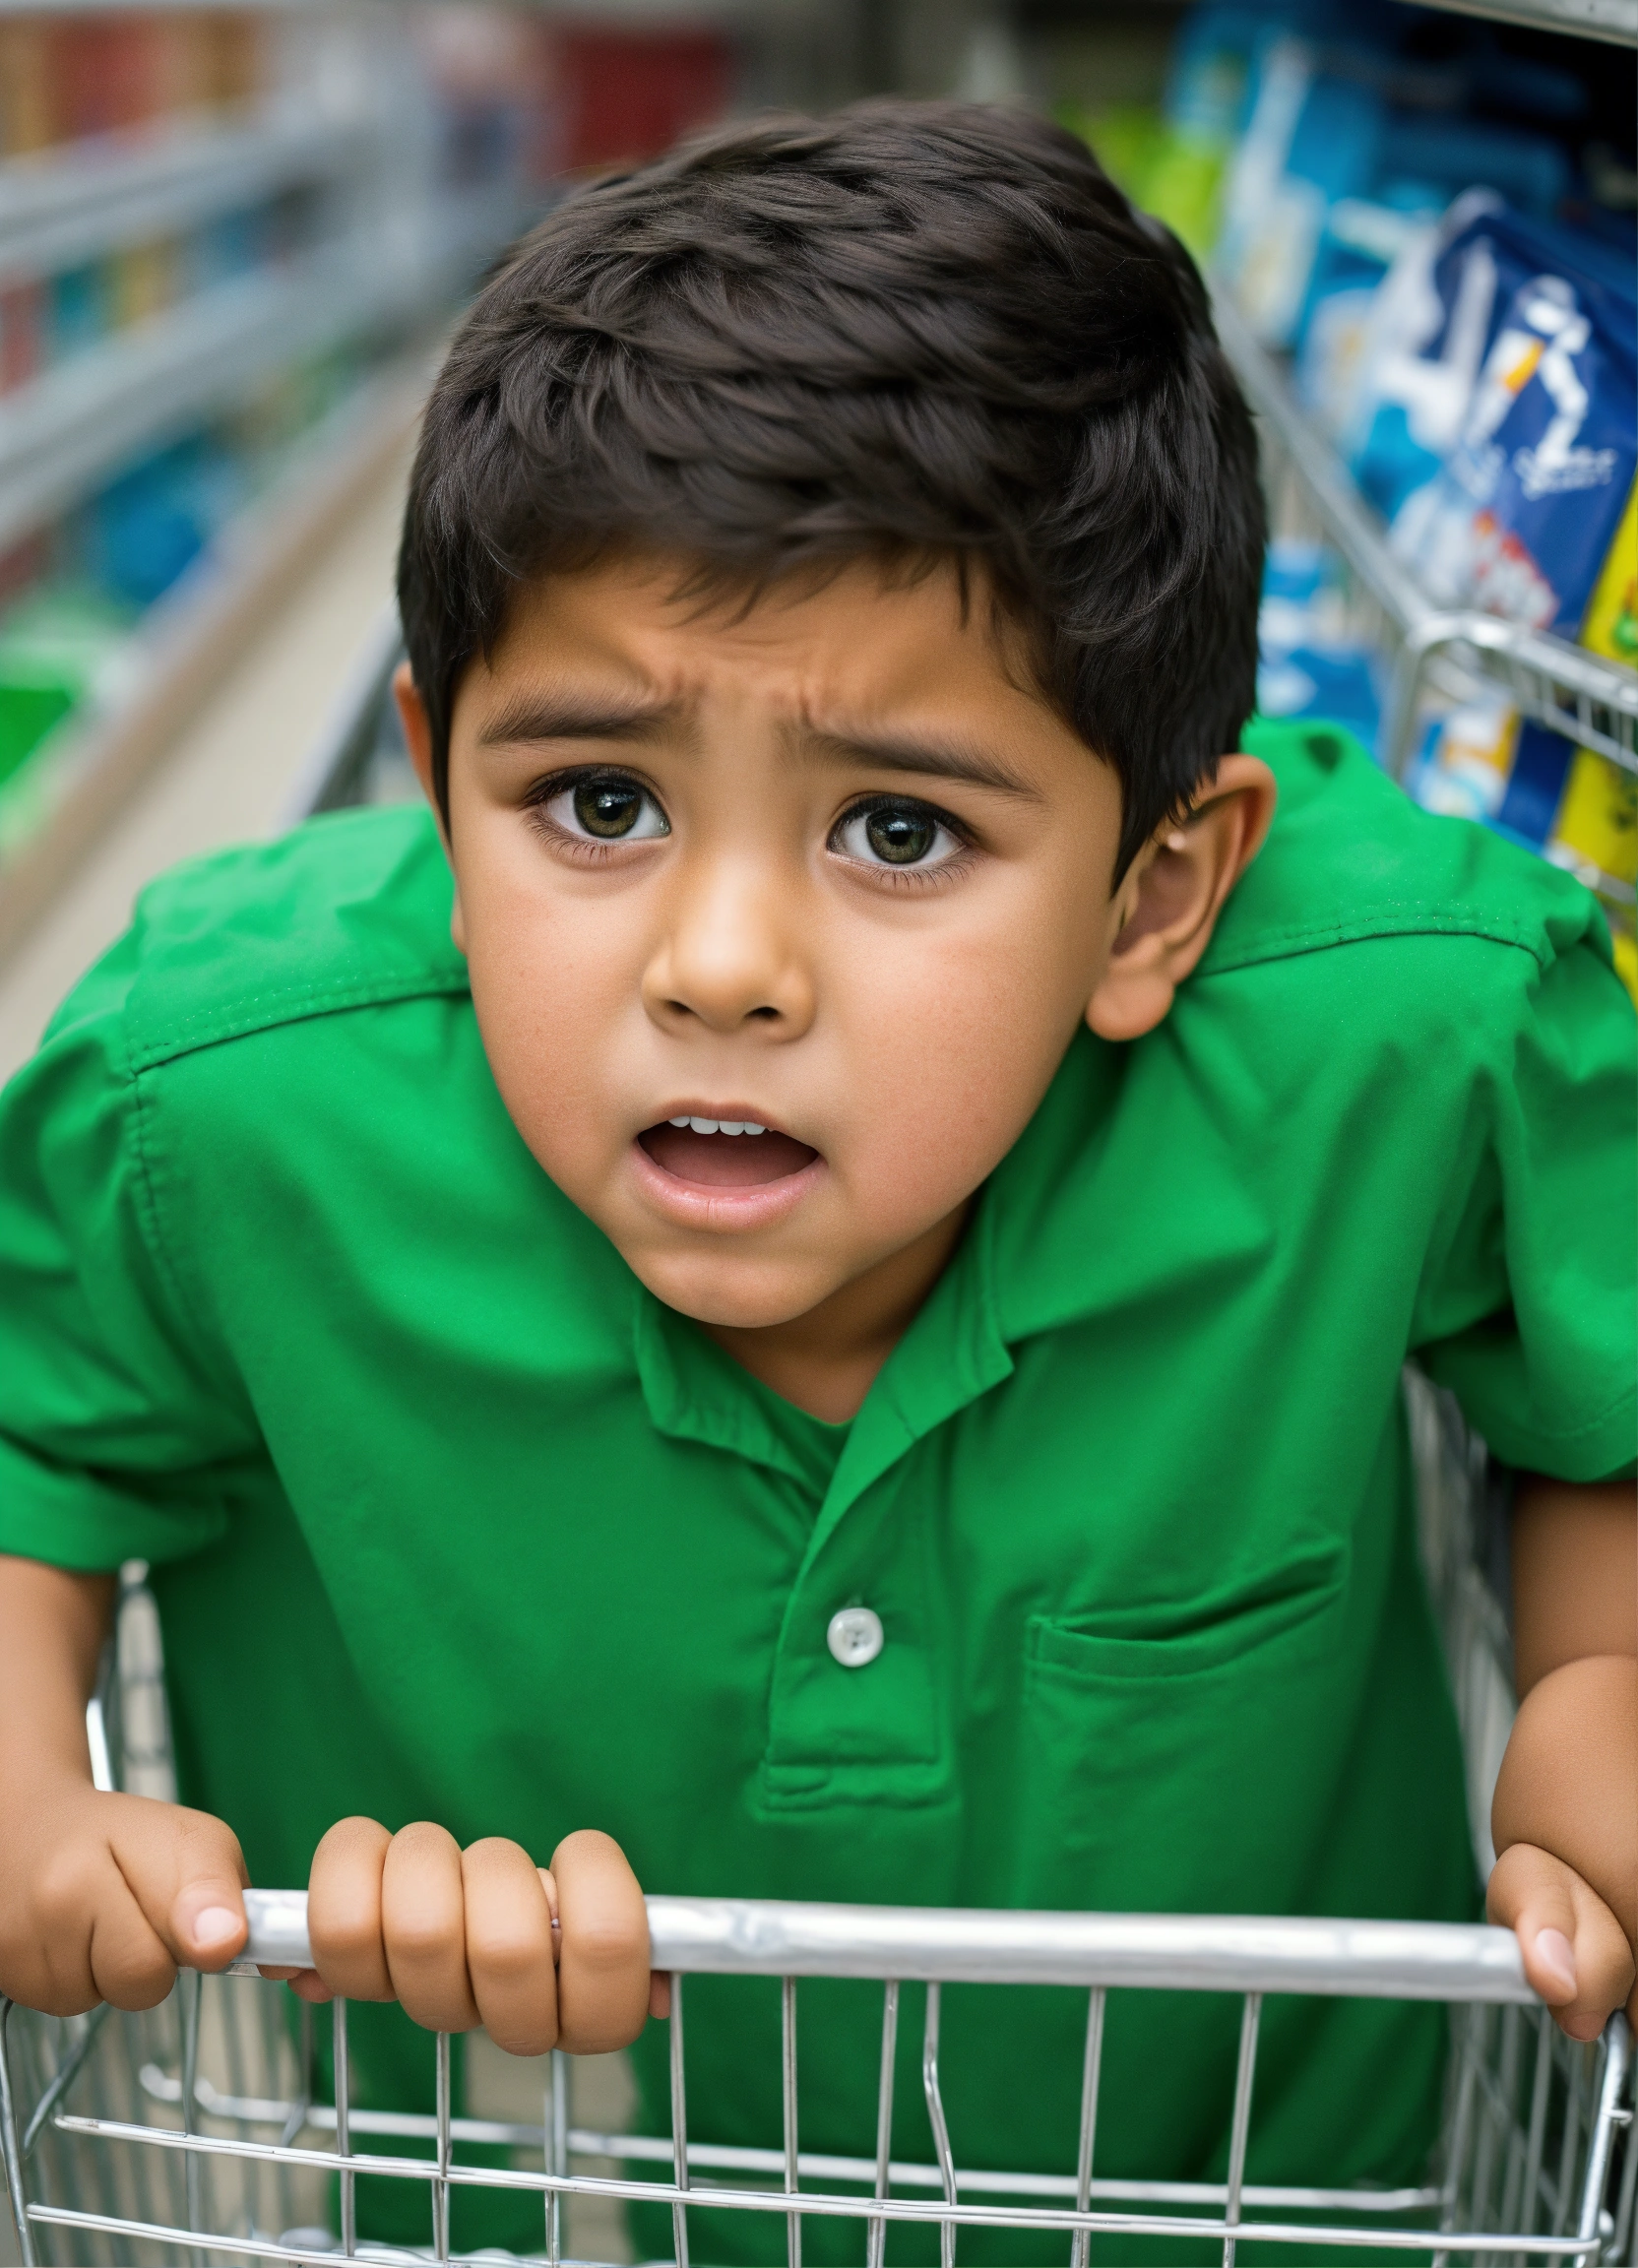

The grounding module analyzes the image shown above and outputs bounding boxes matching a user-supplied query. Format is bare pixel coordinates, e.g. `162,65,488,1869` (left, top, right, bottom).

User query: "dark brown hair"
398,100,1265,878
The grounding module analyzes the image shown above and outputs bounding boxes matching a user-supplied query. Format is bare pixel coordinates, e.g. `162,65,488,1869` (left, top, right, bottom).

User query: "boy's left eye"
832,797,964,869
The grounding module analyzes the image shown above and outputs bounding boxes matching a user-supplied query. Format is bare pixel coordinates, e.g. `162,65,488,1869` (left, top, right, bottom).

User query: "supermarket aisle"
0,438,410,1083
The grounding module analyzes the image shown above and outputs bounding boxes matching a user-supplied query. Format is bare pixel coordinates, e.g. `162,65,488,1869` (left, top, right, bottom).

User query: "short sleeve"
1412,921,1637,1481
0,930,254,1570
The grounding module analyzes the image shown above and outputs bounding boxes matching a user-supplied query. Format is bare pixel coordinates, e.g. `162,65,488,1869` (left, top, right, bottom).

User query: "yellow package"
1549,482,1638,950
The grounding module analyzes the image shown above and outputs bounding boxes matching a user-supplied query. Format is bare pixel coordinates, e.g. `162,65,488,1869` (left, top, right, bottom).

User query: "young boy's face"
401,552,1256,1332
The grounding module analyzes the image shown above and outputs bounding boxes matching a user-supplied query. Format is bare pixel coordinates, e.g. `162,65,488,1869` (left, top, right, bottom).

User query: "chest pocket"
1011,1551,1354,1916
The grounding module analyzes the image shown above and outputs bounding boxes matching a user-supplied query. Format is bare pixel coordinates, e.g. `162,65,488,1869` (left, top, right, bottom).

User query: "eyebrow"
799,727,1041,800
476,689,1041,800
476,690,680,748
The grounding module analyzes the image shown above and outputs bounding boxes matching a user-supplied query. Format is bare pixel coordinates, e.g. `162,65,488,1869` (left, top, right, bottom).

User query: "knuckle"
388,1914,464,1964
312,1904,384,1961
469,1926,546,1982
566,1916,648,1975
33,1850,96,1933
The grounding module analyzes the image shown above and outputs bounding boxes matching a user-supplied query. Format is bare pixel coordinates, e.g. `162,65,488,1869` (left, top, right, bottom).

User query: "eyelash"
827,794,976,889
523,767,665,864
523,768,976,885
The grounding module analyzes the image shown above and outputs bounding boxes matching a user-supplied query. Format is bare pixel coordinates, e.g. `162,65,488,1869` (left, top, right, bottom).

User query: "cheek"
823,893,1095,1214
460,879,641,1175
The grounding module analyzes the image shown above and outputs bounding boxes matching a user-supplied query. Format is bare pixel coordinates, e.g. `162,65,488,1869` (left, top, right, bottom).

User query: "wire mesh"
4,1912,1633,2268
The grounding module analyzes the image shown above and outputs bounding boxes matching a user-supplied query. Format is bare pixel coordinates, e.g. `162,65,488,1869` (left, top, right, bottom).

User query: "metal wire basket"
2,1886,1634,2268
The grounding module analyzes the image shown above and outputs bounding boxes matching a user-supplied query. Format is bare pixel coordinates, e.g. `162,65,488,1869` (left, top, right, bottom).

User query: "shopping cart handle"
234,1890,1537,2002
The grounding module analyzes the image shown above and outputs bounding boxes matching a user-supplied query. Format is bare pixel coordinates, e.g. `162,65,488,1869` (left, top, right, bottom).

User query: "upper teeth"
668,1116,768,1137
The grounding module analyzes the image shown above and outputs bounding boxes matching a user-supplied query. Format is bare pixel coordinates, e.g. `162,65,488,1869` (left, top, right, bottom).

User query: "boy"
0,103,1633,2265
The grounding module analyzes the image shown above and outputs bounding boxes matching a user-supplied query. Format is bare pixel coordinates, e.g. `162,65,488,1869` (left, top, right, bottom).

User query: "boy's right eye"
541,774,670,844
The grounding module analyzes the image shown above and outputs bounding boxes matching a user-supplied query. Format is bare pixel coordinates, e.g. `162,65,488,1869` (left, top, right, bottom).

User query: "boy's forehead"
470,548,1053,736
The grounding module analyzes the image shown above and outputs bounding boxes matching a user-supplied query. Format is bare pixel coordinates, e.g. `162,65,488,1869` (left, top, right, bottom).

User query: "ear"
1087,755,1277,1043
393,661,466,953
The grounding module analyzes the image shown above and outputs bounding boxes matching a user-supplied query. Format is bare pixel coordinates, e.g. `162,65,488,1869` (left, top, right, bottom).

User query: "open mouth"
638,1114,820,1188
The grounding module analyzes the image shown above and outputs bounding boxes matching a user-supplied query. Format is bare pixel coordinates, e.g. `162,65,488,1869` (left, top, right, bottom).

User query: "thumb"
162,1811,251,1972
1488,1842,1635,2043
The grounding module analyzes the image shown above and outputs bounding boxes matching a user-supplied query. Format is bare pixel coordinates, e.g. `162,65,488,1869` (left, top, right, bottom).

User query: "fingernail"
1535,1927,1576,1996
191,1906,242,1950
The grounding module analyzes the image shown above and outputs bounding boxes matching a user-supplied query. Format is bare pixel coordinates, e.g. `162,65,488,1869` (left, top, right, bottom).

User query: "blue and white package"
1216,35,1386,347
1346,190,1504,521
1395,254,1638,633
1295,192,1440,439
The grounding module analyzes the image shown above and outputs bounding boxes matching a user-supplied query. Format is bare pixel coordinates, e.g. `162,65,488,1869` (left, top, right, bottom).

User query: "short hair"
398,100,1264,880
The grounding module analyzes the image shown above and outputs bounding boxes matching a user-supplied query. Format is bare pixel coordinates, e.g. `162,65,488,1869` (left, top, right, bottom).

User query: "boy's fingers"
84,1863,178,2013
382,1821,481,2035
279,1969,337,2004
309,1817,395,2000
1488,1843,1635,2042
462,1838,558,2055
551,1829,651,2053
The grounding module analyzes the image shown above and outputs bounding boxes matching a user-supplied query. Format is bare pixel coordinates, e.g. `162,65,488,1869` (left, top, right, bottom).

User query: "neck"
703,1204,971,1423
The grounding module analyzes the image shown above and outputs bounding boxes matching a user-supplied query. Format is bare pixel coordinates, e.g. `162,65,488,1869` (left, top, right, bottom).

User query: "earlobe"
1084,755,1277,1043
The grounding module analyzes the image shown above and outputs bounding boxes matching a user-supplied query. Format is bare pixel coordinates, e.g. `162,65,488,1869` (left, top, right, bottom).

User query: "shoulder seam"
129,966,470,1073
1203,908,1552,977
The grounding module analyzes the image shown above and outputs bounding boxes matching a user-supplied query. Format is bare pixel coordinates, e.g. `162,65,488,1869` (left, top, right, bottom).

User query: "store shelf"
0,179,528,552
1212,287,1638,784
0,352,424,959
1406,0,1637,43
0,103,373,292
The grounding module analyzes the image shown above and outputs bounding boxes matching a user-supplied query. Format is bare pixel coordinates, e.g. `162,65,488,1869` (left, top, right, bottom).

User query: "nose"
642,852,815,1038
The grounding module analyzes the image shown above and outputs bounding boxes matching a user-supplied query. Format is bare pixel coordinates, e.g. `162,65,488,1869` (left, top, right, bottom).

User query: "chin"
633,1250,840,1332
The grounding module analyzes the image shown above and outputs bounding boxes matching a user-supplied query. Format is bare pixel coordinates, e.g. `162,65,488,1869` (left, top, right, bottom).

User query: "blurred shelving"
0,178,525,551
0,103,361,285
0,349,427,957
0,2,562,953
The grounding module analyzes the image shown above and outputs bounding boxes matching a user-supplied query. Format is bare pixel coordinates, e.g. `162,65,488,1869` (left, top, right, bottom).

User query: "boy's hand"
1491,1480,1637,2044
280,1818,662,2055
1487,1842,1634,2043
0,1778,250,2016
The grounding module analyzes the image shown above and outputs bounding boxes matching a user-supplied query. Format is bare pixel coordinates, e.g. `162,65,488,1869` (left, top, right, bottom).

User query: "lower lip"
627,1139,825,1230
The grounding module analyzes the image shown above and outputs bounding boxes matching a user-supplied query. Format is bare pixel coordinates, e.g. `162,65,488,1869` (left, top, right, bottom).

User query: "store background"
0,0,1633,2254
0,0,1632,1086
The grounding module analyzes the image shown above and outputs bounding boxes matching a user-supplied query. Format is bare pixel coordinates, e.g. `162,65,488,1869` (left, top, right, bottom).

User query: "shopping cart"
1,1867,1633,2268
2,666,1633,2268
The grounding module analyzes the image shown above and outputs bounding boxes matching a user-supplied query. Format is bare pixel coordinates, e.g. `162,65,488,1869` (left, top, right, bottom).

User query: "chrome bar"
669,1972,689,2268
433,2029,451,2262
1222,1993,1263,2268
333,1997,355,2260
547,2048,566,2268
783,1975,801,2268
868,1980,899,2268
921,1985,958,2268
1576,2017,1631,2247
19,2001,109,2157
238,1892,1540,2001
0,2002,39,2268
1069,1985,1106,2268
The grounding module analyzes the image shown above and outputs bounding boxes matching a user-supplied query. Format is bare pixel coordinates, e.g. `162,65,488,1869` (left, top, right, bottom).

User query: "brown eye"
575,780,642,837
834,797,960,869
545,775,670,844
865,806,936,863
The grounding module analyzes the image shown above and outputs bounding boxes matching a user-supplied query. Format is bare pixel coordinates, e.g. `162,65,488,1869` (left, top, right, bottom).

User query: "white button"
827,1606,884,1669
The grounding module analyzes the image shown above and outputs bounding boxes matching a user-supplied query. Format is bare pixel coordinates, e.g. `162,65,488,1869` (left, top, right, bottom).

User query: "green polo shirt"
0,720,1632,2265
